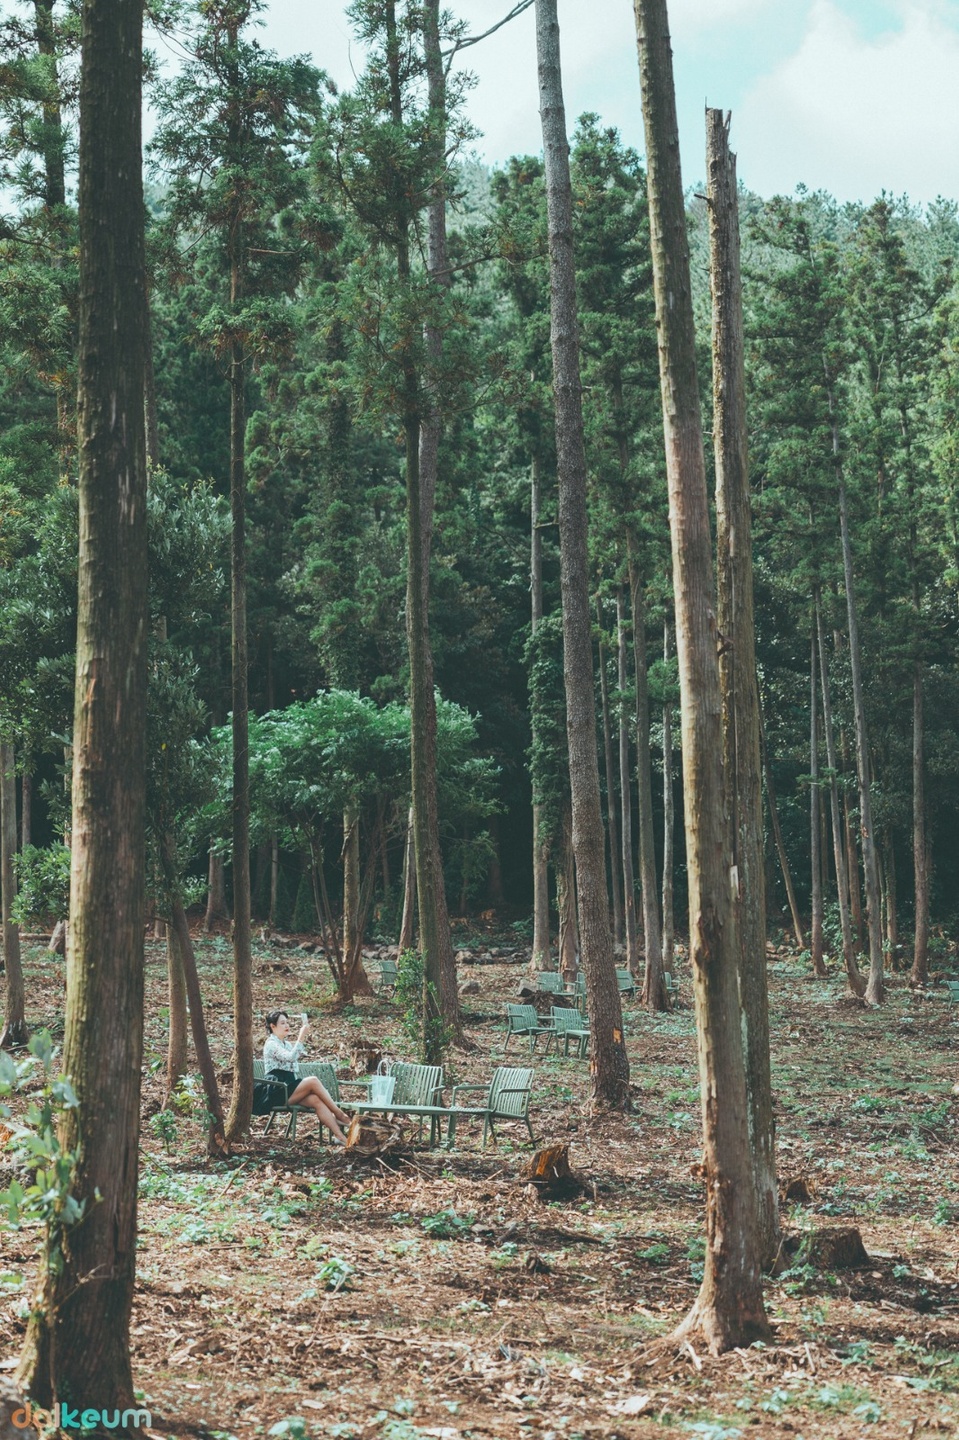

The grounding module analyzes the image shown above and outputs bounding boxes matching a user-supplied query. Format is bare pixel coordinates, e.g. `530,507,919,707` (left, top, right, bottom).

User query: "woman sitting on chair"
263,1010,351,1144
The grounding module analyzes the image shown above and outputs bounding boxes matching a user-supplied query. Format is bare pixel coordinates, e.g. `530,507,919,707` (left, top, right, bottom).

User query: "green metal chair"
504,1003,551,1053
378,958,398,993
445,1067,535,1148
536,972,564,994
616,967,637,997
548,1006,590,1058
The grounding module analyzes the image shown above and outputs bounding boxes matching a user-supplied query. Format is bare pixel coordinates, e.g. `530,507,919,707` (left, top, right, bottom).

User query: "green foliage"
420,1207,474,1239
0,1032,87,1278
11,843,70,924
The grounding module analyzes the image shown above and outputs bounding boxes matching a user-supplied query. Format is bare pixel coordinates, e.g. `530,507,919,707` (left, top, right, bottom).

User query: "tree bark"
224,325,253,1139
17,0,149,1405
661,621,675,974
1,743,28,1046
536,0,628,1108
530,452,551,970
596,597,625,947
910,662,930,983
616,589,638,971
165,923,188,1093
398,805,416,952
837,474,884,1003
816,600,865,995
343,805,360,962
628,550,665,1007
707,109,778,1269
633,0,769,1351
390,0,458,1058
20,772,32,851
556,799,579,984
758,698,805,951
205,848,229,930
808,623,827,976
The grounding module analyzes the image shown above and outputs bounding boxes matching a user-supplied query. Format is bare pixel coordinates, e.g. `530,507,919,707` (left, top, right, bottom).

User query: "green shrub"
12,845,71,926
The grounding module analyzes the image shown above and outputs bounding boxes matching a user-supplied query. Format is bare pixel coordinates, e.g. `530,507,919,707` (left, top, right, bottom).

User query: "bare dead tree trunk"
536,0,628,1107
707,107,778,1270
633,0,769,1349
816,600,865,995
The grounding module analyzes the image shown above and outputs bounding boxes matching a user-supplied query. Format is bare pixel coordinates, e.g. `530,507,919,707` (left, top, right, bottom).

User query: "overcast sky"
214,0,959,207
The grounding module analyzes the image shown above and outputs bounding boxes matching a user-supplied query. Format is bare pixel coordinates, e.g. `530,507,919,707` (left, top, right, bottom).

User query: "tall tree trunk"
808,623,827,976
17,0,149,1404
393,0,458,1057
343,805,360,962
597,597,624,947
816,599,865,995
398,806,416,952
536,0,628,1108
616,589,638,971
224,328,253,1139
20,772,32,850
165,919,189,1093
556,800,579,984
911,662,930,984
205,848,229,930
758,698,805,950
661,621,675,974
836,474,884,1003
629,550,665,1007
707,109,778,1269
486,815,505,905
530,452,551,969
882,830,898,966
633,0,769,1351
160,837,227,1157
1,743,28,1046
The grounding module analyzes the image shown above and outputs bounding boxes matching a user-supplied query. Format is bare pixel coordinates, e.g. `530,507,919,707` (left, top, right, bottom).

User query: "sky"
234,0,959,206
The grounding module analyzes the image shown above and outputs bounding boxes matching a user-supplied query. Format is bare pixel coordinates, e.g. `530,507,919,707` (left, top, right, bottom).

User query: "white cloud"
736,0,959,202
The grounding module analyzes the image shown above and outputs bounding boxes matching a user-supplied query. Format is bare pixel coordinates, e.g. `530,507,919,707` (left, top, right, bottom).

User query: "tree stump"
798,1226,870,1270
522,1143,594,1201
344,1114,408,1156
350,1041,384,1074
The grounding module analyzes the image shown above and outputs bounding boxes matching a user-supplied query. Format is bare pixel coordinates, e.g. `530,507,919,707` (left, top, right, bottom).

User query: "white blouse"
263,1035,305,1076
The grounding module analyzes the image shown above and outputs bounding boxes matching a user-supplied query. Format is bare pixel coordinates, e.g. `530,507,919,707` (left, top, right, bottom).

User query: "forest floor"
3,923,959,1440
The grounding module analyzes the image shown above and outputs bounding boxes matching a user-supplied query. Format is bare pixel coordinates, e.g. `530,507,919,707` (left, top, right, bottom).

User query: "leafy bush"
12,844,70,926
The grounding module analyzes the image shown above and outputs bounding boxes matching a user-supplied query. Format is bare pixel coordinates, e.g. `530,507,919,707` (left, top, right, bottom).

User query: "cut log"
522,1143,594,1201
344,1114,408,1156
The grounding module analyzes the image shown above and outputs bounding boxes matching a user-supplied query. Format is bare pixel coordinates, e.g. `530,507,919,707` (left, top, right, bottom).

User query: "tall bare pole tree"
1,741,27,1046
707,107,778,1269
535,0,628,1107
632,0,769,1349
17,0,150,1405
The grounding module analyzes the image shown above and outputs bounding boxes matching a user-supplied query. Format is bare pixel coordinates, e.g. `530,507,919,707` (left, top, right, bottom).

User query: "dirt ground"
3,923,959,1440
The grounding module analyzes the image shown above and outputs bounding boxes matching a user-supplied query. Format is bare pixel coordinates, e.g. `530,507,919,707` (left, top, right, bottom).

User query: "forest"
1,0,959,1435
